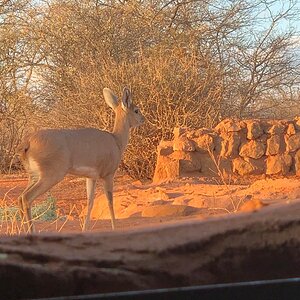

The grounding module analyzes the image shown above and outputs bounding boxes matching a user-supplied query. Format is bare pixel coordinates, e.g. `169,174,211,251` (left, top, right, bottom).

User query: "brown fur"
18,87,145,233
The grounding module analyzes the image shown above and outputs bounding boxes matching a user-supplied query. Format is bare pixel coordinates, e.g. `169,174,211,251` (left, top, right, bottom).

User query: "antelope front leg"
103,175,116,230
83,178,97,231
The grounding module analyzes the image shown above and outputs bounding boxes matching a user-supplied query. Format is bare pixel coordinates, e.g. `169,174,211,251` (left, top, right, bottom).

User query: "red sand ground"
1,173,300,235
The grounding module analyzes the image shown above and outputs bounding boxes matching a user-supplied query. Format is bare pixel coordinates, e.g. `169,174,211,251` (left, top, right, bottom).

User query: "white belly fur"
70,166,99,178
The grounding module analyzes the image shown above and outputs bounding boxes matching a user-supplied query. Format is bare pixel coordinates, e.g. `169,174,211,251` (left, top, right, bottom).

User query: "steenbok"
17,87,145,233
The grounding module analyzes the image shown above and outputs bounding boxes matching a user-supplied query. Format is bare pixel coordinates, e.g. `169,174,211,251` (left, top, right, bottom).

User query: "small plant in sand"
0,186,24,234
32,194,57,221
206,145,244,213
0,192,59,235
0,204,22,235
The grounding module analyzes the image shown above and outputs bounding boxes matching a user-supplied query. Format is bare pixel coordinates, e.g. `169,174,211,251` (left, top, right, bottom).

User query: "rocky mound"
154,118,300,182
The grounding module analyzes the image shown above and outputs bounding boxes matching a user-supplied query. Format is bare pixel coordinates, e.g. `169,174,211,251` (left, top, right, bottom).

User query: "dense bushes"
0,0,299,178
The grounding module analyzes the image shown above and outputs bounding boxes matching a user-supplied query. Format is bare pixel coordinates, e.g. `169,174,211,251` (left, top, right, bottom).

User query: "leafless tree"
0,0,299,177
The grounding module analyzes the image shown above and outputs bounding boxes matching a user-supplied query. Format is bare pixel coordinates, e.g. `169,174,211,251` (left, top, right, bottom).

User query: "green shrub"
0,195,57,222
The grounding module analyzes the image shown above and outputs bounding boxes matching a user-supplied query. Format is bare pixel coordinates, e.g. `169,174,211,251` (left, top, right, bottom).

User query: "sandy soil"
1,173,300,235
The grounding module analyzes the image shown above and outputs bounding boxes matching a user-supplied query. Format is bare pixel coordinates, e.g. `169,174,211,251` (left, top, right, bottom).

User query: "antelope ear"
103,88,118,110
121,87,132,110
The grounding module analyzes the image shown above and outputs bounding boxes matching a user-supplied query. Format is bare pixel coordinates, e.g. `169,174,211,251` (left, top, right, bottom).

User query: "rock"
193,134,215,153
173,137,195,152
173,127,188,139
294,116,300,130
153,188,170,200
150,200,168,206
153,155,180,183
239,140,266,159
266,154,292,175
233,157,254,176
268,123,286,135
239,199,267,212
171,151,201,173
233,157,265,176
246,120,263,140
153,148,205,182
287,123,296,136
260,120,273,134
196,153,232,176
154,120,300,182
214,119,241,134
220,132,241,158
179,159,200,173
141,204,193,217
213,135,222,154
132,180,143,186
183,198,205,208
287,133,300,152
295,150,300,175
255,134,268,146
157,140,173,156
266,134,285,156
158,190,170,200
80,195,141,220
187,128,214,139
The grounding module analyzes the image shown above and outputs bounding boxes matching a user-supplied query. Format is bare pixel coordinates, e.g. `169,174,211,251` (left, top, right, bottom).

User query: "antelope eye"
134,109,139,114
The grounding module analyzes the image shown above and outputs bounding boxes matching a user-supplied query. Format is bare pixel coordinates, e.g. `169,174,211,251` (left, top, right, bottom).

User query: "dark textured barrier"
34,278,300,300
1,200,300,299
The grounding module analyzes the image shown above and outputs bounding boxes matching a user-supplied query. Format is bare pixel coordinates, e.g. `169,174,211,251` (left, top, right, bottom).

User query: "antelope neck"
112,108,130,153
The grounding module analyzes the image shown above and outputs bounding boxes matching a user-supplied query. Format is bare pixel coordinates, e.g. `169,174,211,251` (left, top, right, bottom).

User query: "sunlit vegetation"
1,0,299,178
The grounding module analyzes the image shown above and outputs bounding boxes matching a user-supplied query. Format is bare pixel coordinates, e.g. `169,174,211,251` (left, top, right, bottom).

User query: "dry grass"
0,191,78,235
206,146,245,213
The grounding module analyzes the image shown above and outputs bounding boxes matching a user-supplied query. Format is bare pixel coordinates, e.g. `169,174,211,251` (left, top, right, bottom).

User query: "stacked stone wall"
153,118,300,182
